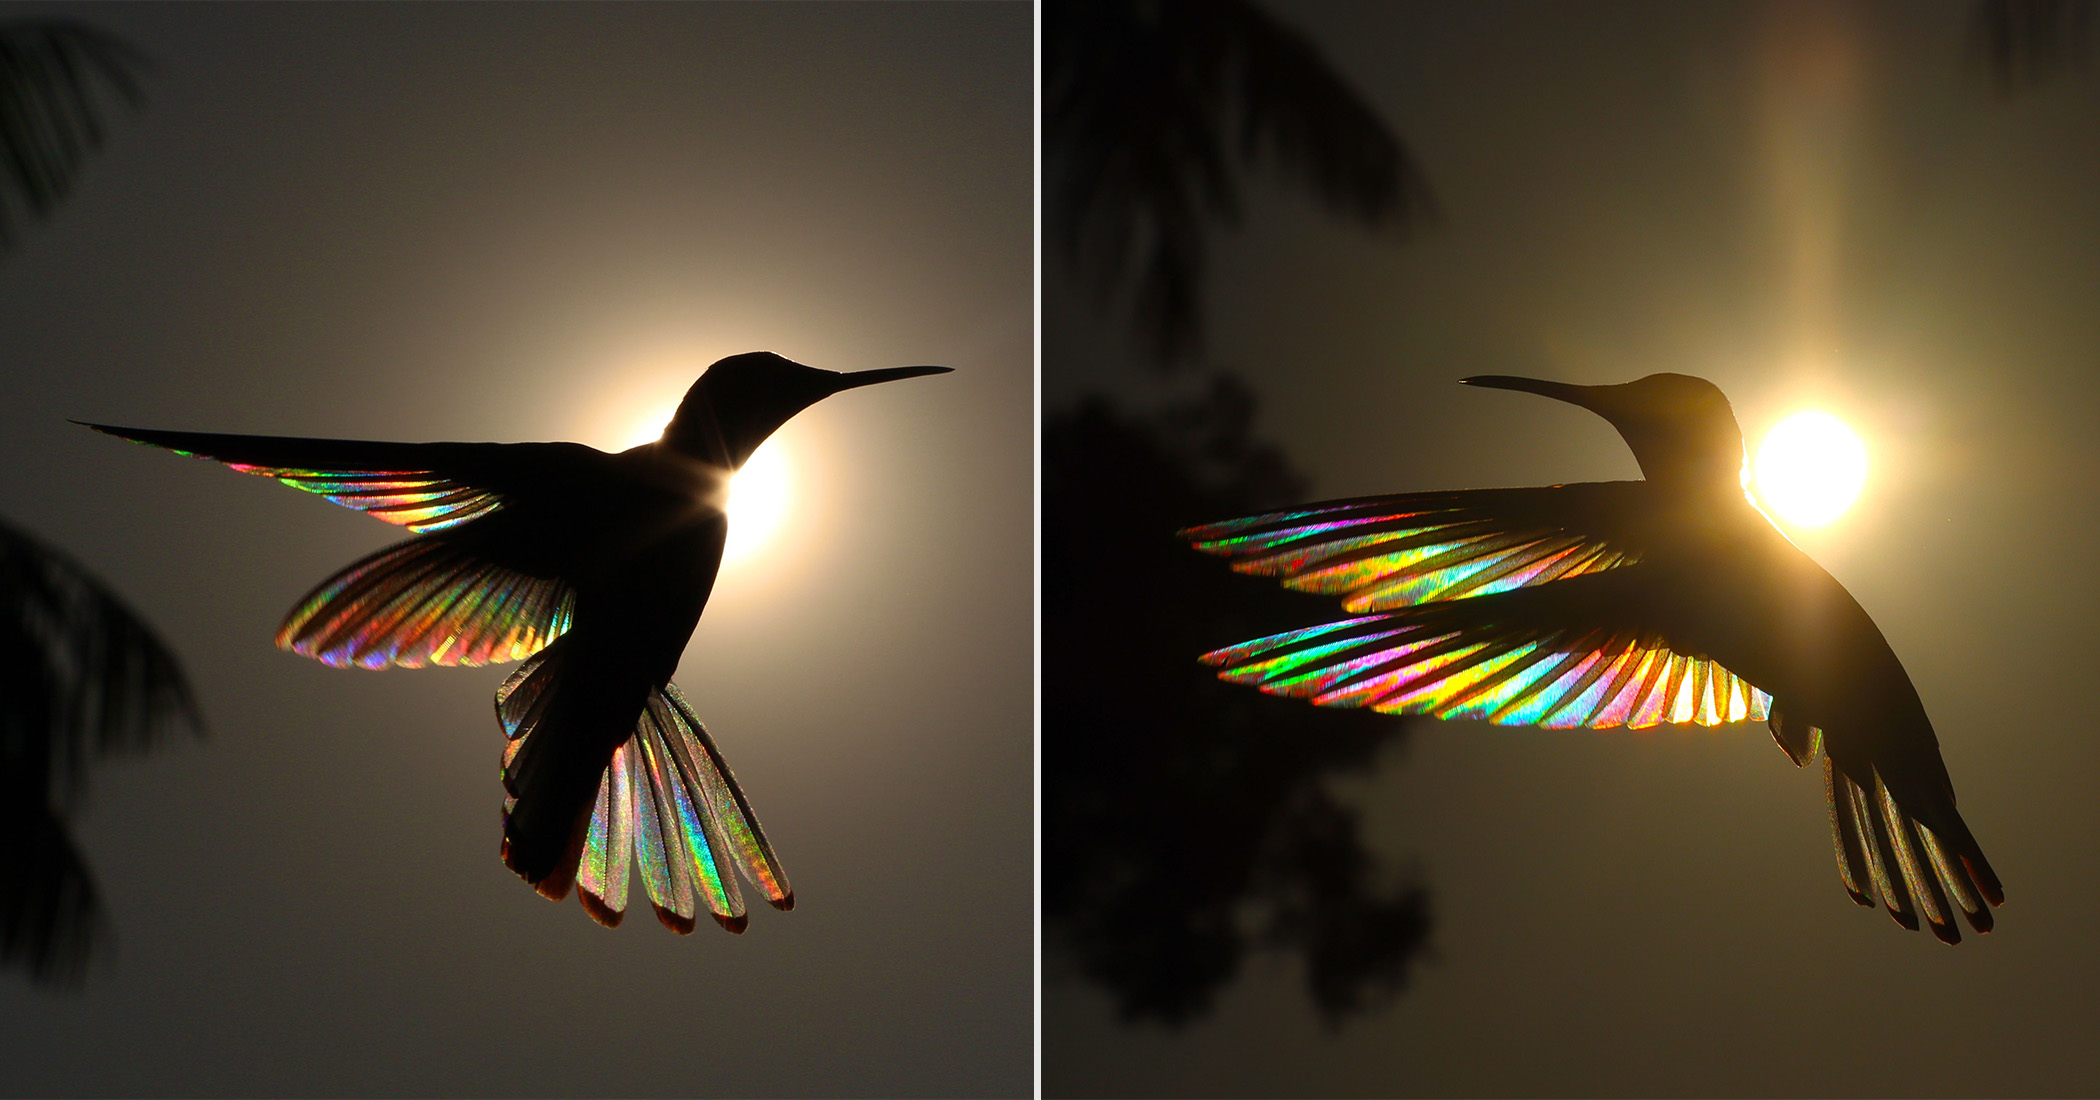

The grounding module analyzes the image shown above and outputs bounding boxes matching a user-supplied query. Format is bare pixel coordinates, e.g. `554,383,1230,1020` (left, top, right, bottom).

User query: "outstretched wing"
1182,483,1653,612
278,536,573,668
497,654,791,934
1202,567,1770,728
80,423,598,534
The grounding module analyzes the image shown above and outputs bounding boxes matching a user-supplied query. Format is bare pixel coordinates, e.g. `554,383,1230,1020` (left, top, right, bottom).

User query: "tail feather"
1885,795,1959,945
1917,825,1994,934
1851,775,1919,931
1821,756,1875,908
1821,756,2001,941
492,647,789,933
494,643,629,891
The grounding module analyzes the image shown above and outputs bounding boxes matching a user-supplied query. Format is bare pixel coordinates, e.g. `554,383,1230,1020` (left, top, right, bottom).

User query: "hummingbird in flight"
85,352,950,934
1183,373,2002,943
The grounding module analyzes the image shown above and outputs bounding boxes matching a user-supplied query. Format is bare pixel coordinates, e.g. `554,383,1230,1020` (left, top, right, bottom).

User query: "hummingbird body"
1186,373,2000,942
86,352,949,933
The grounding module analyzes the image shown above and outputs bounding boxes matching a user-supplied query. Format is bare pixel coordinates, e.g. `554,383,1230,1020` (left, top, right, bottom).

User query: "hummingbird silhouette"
84,352,950,934
1183,373,2002,944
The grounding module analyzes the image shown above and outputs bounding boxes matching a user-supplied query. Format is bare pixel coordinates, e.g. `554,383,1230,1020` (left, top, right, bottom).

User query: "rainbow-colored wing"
79,423,586,533
1182,483,1651,612
278,536,573,668
1202,568,1771,729
497,653,792,934
215,467,494,532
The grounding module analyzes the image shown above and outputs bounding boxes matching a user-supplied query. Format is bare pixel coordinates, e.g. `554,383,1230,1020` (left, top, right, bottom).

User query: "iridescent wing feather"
1182,483,1653,612
1204,579,1772,729
277,536,573,669
1190,485,2002,940
79,423,595,533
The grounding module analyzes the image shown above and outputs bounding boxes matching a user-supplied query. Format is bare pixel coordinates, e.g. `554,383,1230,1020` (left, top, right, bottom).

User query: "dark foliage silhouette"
0,519,197,985
1046,0,1432,363
0,20,147,251
0,18,188,988
1972,0,2093,89
1043,381,1429,1026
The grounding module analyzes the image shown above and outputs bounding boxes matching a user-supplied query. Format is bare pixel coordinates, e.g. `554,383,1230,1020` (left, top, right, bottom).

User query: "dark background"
0,3,1031,1096
1046,0,2100,1095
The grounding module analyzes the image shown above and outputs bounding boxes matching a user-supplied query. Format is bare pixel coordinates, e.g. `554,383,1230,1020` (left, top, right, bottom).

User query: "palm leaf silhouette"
0,20,188,986
1046,0,1433,362
0,19,147,250
1,519,197,984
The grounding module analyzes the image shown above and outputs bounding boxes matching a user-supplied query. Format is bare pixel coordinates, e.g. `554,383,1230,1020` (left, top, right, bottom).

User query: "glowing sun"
721,442,790,564
1754,410,1867,527
621,403,793,565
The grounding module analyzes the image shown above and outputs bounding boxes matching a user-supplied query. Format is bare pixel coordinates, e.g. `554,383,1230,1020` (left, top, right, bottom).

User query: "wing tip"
711,912,750,935
1963,855,2006,909
654,905,699,935
578,891,624,928
768,891,796,912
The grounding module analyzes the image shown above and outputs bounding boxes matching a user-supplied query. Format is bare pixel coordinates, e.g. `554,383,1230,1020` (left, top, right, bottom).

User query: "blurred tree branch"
0,19,195,988
1046,0,1433,365
1043,385,1428,1026
0,20,148,251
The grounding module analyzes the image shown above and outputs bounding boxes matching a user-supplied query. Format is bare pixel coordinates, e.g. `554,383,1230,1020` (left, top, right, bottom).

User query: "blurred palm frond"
1043,382,1429,1025
1,518,198,985
0,19,148,251
1046,0,1432,364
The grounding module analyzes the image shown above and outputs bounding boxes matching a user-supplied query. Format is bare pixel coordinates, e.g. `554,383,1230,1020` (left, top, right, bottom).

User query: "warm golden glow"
620,403,680,451
722,442,790,564
1754,410,1866,527
619,403,792,566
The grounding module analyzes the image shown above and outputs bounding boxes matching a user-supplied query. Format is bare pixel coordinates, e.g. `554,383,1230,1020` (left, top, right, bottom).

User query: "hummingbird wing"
1202,567,2000,942
496,649,792,934
1183,483,1649,613
82,424,617,668
1199,568,1768,728
274,535,573,669
79,423,592,534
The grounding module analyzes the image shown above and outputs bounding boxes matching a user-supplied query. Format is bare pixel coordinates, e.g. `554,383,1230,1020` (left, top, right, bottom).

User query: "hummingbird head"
661,352,952,468
1461,372,1747,492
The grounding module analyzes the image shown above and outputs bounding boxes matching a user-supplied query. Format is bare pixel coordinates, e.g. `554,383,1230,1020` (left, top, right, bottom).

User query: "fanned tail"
1820,754,1999,943
495,649,791,933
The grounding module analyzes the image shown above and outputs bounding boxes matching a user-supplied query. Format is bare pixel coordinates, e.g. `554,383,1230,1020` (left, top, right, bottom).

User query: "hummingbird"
83,352,951,934
1183,373,2002,944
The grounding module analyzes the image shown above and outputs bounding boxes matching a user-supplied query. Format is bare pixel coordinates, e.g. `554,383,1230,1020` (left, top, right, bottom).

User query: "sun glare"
722,443,791,564
618,401,792,565
1754,410,1866,527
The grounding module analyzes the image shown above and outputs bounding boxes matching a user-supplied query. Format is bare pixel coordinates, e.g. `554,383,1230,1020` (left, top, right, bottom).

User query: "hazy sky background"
0,4,1030,1095
1048,0,2100,1095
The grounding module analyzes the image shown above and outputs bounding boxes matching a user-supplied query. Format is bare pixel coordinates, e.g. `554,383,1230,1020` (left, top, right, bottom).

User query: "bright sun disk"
1753,410,1866,527
722,443,790,564
621,401,792,566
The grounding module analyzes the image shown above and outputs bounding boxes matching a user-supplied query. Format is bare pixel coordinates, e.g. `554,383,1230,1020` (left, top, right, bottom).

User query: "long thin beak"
1459,374,1595,408
832,365,953,391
